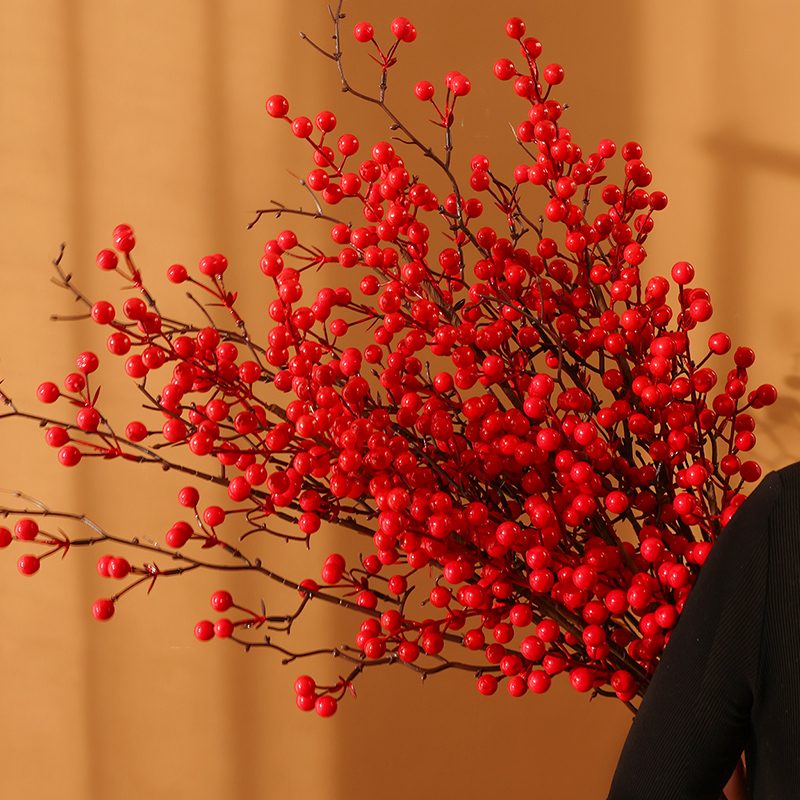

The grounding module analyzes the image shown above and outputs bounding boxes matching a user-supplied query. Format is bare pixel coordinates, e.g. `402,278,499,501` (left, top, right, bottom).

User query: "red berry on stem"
75,351,99,374
544,64,564,85
37,382,60,403
353,22,374,43
179,486,200,507
291,116,313,138
194,620,215,641
96,249,119,270
58,445,82,467
167,264,188,283
505,17,525,39
14,518,38,541
414,81,434,101
17,554,40,575
92,598,115,621
390,17,412,39
108,557,131,579
91,301,115,324
265,95,289,118
211,590,233,612
671,261,694,285
570,667,594,692
295,675,316,696
315,696,337,717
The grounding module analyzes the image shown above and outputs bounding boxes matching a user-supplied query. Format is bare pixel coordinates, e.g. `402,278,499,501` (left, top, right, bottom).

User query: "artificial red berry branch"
0,4,777,718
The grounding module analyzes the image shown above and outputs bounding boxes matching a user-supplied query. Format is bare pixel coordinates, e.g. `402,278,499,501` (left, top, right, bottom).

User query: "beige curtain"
1,1,797,797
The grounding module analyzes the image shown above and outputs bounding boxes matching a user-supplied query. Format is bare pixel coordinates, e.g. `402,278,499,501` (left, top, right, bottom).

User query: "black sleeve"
606,471,779,800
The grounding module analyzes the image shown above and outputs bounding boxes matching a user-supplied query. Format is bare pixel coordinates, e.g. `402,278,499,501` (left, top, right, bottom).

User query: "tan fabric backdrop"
1,1,798,798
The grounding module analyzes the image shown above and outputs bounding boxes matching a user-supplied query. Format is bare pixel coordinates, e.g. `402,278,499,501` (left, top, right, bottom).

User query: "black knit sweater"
607,462,800,799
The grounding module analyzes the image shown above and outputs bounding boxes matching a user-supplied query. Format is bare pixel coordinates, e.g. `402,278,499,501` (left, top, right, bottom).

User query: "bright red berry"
92,598,115,621
17,554,40,575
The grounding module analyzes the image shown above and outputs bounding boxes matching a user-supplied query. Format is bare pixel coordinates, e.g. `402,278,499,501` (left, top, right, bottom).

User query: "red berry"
544,64,564,85
527,670,551,694
450,74,471,96
315,696,337,717
96,555,113,577
203,506,225,527
92,598,115,621
91,301,116,324
570,667,594,692
605,491,629,514
113,224,135,253
17,554,40,575
353,22,374,43
315,111,336,133
295,675,316,696
494,58,516,81
414,81,435,101
265,95,289,118
505,17,525,39
165,523,191,548
75,351,99,374
167,264,188,283
126,421,147,442
37,382,60,403
96,249,119,270
108,557,131,579
194,620,215,641
179,486,200,507
58,445,82,466
291,116,313,138
671,261,694,285
390,17,412,39
211,590,233,612
14,518,38,541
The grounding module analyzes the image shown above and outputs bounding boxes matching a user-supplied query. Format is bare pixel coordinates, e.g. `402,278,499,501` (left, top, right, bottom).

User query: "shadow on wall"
701,128,800,471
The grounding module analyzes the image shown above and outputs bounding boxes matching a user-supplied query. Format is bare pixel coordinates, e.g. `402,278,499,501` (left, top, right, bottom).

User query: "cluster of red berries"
6,8,775,719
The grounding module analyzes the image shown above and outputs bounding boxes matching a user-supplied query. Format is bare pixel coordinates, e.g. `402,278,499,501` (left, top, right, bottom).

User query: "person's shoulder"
759,460,800,521
773,460,800,489
728,461,800,532
723,465,785,532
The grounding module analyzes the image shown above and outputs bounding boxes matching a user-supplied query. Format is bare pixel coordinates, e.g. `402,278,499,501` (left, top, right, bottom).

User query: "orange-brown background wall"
0,1,797,798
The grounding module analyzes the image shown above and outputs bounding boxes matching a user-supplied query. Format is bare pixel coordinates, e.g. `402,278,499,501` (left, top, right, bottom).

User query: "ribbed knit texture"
607,463,800,799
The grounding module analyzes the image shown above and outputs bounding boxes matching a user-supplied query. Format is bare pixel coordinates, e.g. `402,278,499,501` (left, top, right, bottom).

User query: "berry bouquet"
0,2,774,722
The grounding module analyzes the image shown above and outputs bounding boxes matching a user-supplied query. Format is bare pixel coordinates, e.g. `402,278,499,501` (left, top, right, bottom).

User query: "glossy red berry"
108,557,131,579
91,301,115,324
58,445,82,466
96,249,119,270
570,667,594,692
194,620,215,641
92,598,115,621
37,382,60,403
353,22,374,42
414,81,434,101
167,264,188,283
505,17,525,39
315,696,338,717
265,95,289,118
211,590,233,612
14,518,38,541
17,554,40,575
